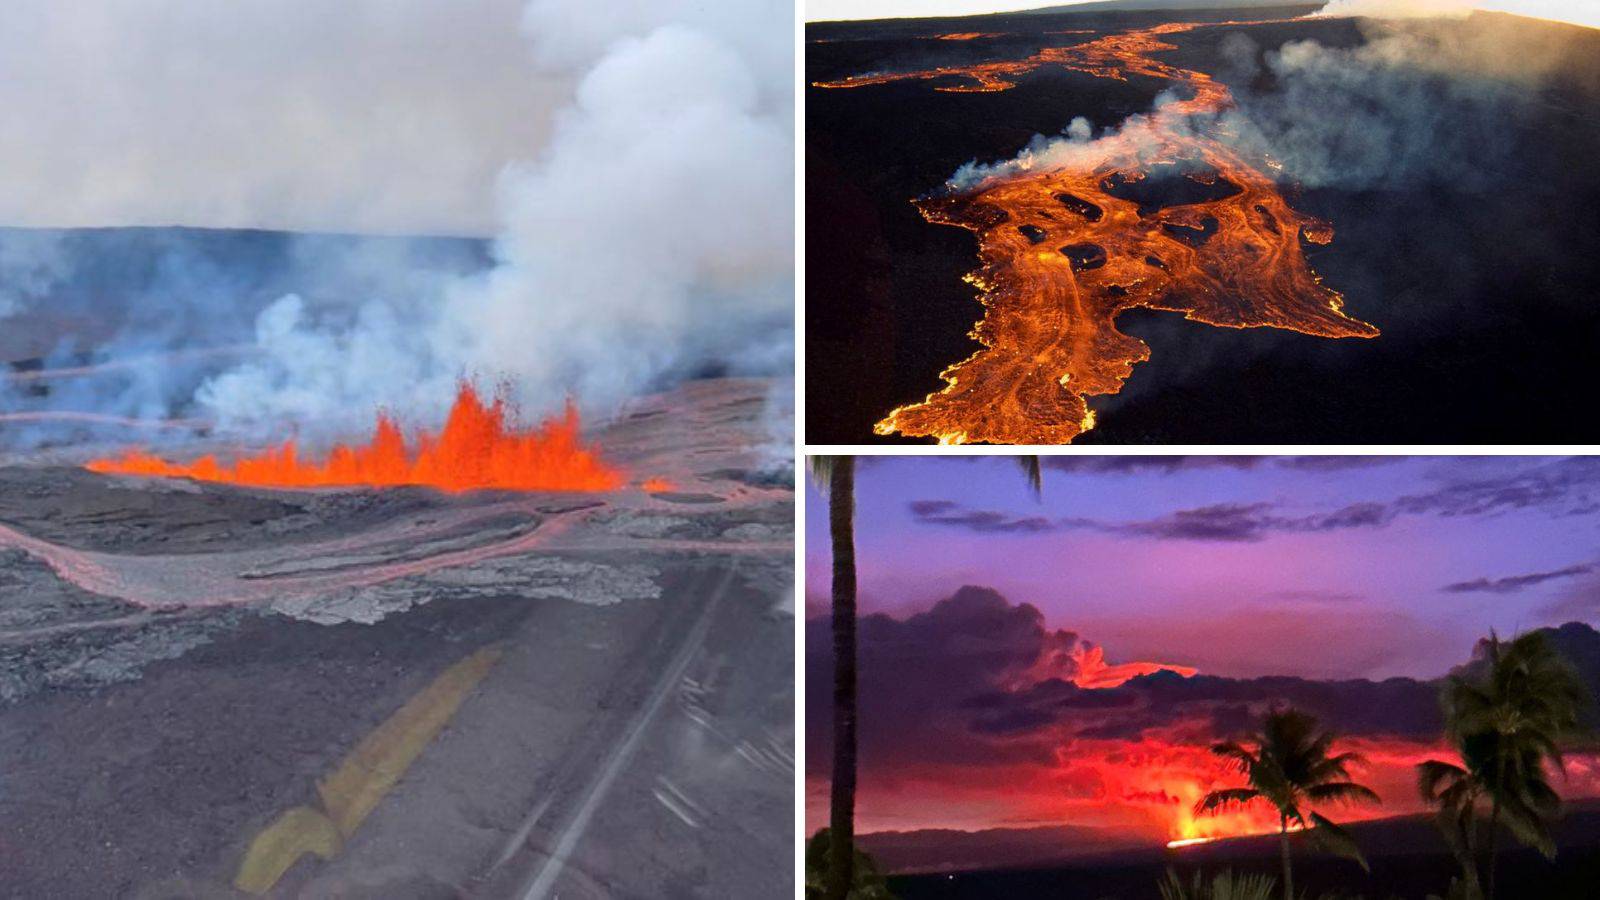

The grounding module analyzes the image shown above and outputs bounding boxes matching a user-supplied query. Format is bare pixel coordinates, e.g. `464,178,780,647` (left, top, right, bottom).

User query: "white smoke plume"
1316,0,1600,30
1315,0,1473,17
942,8,1592,198
0,232,71,323
0,1,567,236
201,1,793,434
0,0,794,445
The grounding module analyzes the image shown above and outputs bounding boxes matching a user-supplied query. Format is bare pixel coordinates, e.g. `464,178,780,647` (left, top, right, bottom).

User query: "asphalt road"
0,555,792,899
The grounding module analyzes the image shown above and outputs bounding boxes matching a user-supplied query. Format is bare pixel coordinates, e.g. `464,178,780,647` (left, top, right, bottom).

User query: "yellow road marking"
233,644,504,895
233,806,342,895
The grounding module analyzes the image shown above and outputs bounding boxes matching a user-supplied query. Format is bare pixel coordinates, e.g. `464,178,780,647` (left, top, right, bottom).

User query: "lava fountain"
817,21,1379,444
86,383,624,493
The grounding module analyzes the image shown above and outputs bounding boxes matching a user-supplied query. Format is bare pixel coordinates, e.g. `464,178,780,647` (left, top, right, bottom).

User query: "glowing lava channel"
818,22,1379,444
86,383,625,493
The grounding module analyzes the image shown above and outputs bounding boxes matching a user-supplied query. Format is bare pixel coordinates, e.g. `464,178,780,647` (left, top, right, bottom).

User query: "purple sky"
805,456,1600,680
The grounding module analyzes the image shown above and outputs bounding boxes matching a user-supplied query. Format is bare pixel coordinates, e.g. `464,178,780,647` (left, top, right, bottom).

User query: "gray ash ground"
0,376,793,899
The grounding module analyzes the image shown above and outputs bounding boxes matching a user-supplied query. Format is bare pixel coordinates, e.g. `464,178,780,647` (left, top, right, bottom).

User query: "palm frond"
1418,759,1472,801
1194,787,1261,816
1495,790,1557,859
1308,811,1370,872
1158,868,1277,900
806,455,840,490
1015,456,1042,499
1305,781,1381,807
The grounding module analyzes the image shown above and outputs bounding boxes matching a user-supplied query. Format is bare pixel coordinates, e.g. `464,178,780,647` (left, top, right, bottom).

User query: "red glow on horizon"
809,736,1600,847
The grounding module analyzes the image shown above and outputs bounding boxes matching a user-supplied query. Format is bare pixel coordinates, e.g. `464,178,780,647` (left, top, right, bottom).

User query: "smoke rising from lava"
946,13,1580,199
1317,0,1600,30
0,0,793,451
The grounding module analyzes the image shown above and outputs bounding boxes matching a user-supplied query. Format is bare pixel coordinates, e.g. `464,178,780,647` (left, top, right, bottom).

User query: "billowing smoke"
1218,32,1529,192
0,0,793,448
0,230,489,446
945,12,1584,197
0,232,71,323
1317,0,1600,30
0,1,565,236
1315,0,1472,17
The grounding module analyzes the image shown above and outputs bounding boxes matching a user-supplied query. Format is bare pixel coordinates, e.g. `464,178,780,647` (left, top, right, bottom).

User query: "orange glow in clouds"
87,383,625,493
821,726,1600,847
1069,643,1198,689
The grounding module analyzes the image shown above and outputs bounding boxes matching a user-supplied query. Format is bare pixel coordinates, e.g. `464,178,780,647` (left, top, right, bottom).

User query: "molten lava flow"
641,477,677,492
817,22,1379,444
86,383,624,493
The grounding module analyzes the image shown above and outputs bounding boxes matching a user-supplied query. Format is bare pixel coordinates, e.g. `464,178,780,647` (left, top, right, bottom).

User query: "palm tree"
807,455,1039,900
803,828,895,899
1418,737,1488,898
1418,729,1561,900
1431,631,1586,900
808,455,858,900
1195,707,1380,900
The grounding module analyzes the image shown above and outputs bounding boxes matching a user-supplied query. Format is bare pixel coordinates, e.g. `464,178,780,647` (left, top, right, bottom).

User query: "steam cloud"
946,12,1580,197
0,0,793,448
1317,0,1600,30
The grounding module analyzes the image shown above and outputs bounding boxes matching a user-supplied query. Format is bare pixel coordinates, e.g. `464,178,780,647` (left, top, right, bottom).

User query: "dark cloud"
1038,456,1406,476
907,457,1600,543
909,499,1055,534
1274,456,1410,472
804,587,1525,780
806,586,1181,774
1120,502,1277,542
1041,456,1264,475
1099,500,1401,542
907,498,1397,542
1443,563,1594,595
1394,457,1600,519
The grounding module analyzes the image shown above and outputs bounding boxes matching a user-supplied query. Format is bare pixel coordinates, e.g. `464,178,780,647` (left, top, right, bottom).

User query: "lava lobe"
818,21,1378,444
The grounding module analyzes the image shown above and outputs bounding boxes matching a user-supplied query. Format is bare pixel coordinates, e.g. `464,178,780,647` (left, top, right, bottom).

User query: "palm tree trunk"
1280,814,1293,900
825,458,858,900
1485,753,1505,900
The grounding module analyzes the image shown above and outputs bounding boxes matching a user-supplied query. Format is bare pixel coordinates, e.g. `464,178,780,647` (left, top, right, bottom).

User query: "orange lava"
86,383,625,493
817,22,1378,444
1072,645,1198,690
641,477,677,492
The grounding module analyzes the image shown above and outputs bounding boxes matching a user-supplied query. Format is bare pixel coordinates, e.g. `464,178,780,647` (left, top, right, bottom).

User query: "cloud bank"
908,457,1600,541
806,586,1600,838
